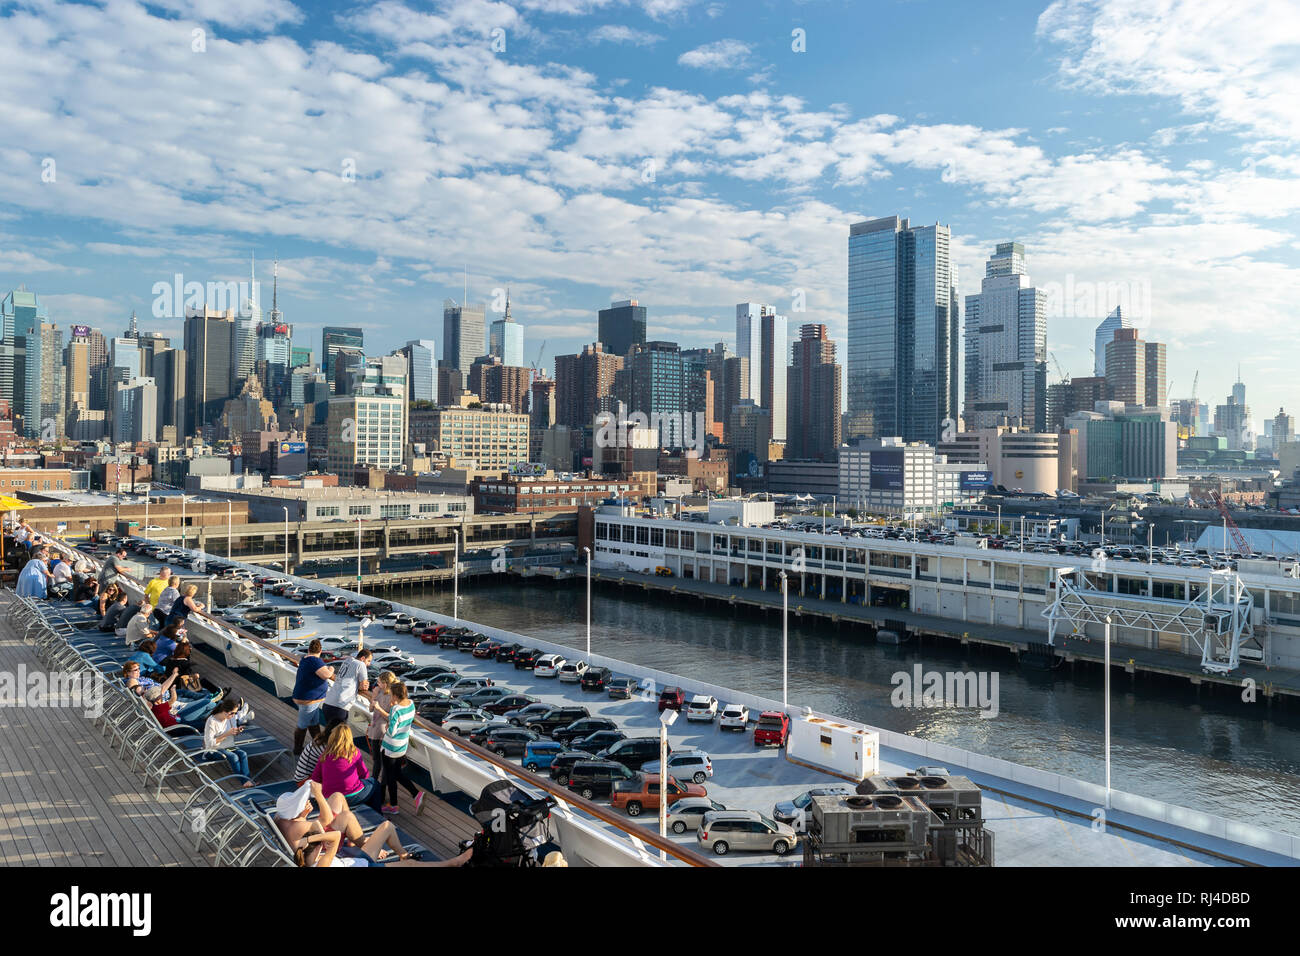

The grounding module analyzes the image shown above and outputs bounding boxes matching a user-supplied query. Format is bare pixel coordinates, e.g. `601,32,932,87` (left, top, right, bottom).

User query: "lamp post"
779,570,789,709
658,707,679,860
1104,614,1112,809
227,501,232,559
282,506,290,575
453,529,461,621
355,517,363,589
180,494,187,549
583,546,592,660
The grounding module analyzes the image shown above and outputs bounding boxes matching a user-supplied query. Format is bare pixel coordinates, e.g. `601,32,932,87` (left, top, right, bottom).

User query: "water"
404,579,1300,836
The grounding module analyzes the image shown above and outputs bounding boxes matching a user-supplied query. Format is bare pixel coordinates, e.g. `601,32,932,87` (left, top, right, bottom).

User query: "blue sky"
2,0,1298,429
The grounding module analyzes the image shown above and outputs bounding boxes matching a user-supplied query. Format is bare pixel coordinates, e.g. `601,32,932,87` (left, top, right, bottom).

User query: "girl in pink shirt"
312,722,381,810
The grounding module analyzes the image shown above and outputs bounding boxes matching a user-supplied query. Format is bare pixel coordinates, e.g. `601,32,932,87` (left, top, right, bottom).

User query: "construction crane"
1049,351,1070,385
530,339,548,380
1210,490,1253,557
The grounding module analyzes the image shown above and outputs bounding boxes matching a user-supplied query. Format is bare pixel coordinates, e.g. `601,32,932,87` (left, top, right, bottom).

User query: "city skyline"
1,1,1296,427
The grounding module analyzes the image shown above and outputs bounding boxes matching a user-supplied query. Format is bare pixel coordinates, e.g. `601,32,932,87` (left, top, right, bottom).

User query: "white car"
394,617,418,633
557,660,589,683
666,797,728,834
685,695,719,721
378,613,403,629
441,709,508,736
719,703,749,731
534,654,566,678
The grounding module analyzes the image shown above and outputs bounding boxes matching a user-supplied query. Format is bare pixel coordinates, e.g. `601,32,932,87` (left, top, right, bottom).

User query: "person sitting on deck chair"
122,661,222,726
98,589,131,632
202,698,255,786
126,640,166,678
311,721,382,811
275,780,470,868
125,602,157,646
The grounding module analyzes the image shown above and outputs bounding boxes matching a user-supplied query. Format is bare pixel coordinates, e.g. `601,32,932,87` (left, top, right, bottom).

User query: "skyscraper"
847,216,959,443
0,288,45,427
184,307,237,430
735,303,789,441
554,342,623,429
403,339,437,403
597,299,646,358
1104,328,1167,409
787,324,842,461
489,293,525,368
1093,306,1133,377
322,326,364,387
442,300,486,377
963,242,1047,431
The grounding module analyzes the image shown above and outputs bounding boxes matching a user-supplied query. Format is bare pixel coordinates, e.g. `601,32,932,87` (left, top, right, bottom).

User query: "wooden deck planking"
0,625,213,867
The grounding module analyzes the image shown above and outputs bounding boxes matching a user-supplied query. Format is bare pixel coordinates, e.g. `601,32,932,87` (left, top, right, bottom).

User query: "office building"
425,399,530,471
1093,306,1133,377
597,299,646,358
938,426,1071,494
321,326,364,386
555,342,623,429
847,216,959,444
442,300,486,377
403,339,437,403
469,356,530,414
325,392,406,476
184,307,237,430
1066,406,1178,480
735,302,789,441
0,289,44,422
489,294,524,368
153,347,187,442
436,365,465,407
25,322,64,440
963,242,1047,431
620,340,711,449
112,377,157,444
1274,409,1295,446
838,437,987,515
787,323,842,461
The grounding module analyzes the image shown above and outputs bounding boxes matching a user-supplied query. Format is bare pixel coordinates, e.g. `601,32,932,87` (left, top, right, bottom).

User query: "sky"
2,0,1298,429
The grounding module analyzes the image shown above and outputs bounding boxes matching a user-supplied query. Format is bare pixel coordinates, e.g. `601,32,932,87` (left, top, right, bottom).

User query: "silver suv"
697,809,798,856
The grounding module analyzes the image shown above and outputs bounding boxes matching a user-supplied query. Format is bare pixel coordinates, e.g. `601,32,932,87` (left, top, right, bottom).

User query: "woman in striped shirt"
373,680,422,815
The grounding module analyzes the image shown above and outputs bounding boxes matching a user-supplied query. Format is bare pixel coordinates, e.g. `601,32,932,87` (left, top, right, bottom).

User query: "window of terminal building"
665,529,679,549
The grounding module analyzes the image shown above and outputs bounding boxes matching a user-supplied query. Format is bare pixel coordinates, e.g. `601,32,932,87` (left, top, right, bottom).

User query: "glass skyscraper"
597,299,646,358
847,216,958,443
442,300,486,377
404,339,436,403
735,302,788,442
322,326,364,388
489,294,525,368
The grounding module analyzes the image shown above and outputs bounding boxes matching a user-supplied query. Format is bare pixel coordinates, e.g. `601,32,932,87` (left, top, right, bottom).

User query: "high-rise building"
847,216,959,444
1144,341,1167,409
597,299,646,359
154,347,187,441
426,401,531,471
442,300,486,377
1274,408,1295,446
112,377,157,444
326,392,406,476
1067,407,1177,480
529,376,556,461
735,303,789,441
555,342,623,429
1093,306,1133,377
1104,328,1166,409
183,307,237,430
321,326,364,387
256,322,293,403
469,356,530,414
622,340,711,449
65,333,92,412
963,242,1047,431
436,365,465,407
403,339,436,404
787,324,842,461
489,294,524,368
26,322,64,439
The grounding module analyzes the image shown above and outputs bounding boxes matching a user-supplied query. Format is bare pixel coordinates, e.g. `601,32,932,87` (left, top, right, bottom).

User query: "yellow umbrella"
0,494,31,572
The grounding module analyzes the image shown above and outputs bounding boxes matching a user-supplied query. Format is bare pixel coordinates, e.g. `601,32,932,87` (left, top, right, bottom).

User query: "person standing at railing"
144,567,171,626
164,583,203,630
365,671,395,767
16,545,53,598
97,545,128,591
155,576,181,625
291,639,335,756
372,679,422,816
321,648,373,724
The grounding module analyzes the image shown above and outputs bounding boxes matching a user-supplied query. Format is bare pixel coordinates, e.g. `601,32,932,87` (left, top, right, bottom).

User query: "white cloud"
150,0,304,31
589,24,662,45
677,39,752,70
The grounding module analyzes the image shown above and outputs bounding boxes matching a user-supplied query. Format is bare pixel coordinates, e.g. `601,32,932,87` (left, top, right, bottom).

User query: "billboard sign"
508,462,547,477
279,441,307,455
960,470,993,491
71,324,91,338
869,450,904,491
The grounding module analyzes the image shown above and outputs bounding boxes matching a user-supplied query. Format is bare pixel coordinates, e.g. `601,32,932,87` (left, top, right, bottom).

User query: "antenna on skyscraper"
463,265,468,307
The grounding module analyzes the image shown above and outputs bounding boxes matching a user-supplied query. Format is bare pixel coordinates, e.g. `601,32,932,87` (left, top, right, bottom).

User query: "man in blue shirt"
292,638,335,756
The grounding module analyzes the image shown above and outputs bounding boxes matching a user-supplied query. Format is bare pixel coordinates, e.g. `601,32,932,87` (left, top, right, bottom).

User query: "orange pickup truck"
610,773,707,817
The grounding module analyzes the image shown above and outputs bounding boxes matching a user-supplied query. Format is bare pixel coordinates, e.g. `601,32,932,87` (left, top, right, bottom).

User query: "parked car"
414,624,447,643
505,702,553,726
557,660,589,683
565,760,638,799
571,729,627,755
697,810,798,856
458,686,514,708
445,676,494,697
438,630,461,649
494,643,523,664
417,697,466,723
598,736,668,772
606,677,638,699
526,705,591,736
547,750,597,783
481,693,538,716
513,647,544,670
403,664,457,683
522,740,566,773
753,711,791,747
479,727,544,757
610,774,706,817
581,667,613,692
666,797,728,834
441,708,509,736
719,703,750,731
552,716,619,748
685,695,719,722
473,640,505,659
772,786,854,826
533,654,566,677
351,600,391,619
643,749,713,784
377,612,406,629
657,686,686,712
455,632,483,652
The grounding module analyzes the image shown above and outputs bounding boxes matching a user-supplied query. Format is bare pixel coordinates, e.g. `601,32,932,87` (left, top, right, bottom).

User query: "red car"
657,686,686,712
415,624,447,644
753,711,791,747
473,640,505,659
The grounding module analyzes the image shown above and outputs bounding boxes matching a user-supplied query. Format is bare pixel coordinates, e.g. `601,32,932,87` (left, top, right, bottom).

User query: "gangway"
1042,566,1256,674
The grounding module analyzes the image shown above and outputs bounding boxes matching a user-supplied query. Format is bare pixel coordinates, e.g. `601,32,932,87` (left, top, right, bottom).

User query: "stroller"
463,780,556,867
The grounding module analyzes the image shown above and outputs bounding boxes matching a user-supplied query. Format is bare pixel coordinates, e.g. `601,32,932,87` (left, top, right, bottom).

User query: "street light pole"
453,529,460,621
356,517,362,589
658,708,678,860
779,570,789,709
1104,614,1112,809
583,545,591,660
181,494,186,549
227,501,232,559
282,506,289,575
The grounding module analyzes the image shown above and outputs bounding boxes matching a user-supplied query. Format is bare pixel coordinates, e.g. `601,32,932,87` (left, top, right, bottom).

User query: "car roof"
688,694,714,703
757,710,786,718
